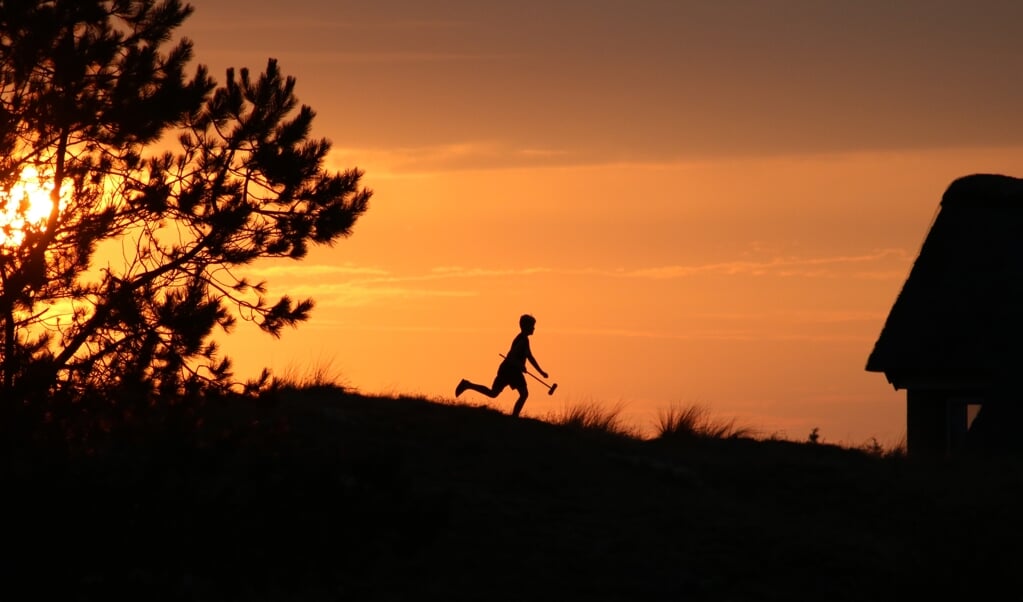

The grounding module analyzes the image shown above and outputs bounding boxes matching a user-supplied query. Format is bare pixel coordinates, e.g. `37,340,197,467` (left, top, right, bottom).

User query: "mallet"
499,354,558,395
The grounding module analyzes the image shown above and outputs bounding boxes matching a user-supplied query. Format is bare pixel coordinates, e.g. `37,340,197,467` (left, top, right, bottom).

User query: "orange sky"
175,1,1023,446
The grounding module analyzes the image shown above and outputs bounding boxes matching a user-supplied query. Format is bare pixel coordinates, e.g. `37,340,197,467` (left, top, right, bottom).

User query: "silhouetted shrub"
655,403,752,441
549,401,636,437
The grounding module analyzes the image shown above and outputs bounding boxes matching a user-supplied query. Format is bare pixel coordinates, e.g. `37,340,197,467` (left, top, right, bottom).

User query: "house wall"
906,389,969,458
962,393,1023,453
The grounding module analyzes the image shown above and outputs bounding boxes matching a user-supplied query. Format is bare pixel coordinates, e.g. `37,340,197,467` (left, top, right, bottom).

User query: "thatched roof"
866,173,1023,391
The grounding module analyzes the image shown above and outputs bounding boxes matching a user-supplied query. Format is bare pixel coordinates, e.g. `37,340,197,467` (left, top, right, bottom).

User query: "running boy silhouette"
456,314,548,417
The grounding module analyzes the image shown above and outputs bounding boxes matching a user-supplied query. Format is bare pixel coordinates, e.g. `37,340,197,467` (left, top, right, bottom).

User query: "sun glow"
0,166,62,246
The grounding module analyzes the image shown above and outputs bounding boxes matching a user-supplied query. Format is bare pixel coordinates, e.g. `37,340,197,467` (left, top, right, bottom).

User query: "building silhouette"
867,174,1023,457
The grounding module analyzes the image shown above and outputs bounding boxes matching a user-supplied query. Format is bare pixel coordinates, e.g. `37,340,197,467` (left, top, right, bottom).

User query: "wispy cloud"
326,137,671,174
268,50,516,65
264,265,558,287
287,266,552,306
228,264,476,308
329,142,579,174
240,249,909,299
428,266,555,279
239,264,389,280
187,17,469,35
553,326,874,343
298,322,874,344
628,249,912,280
271,281,477,309
691,310,888,324
411,250,911,282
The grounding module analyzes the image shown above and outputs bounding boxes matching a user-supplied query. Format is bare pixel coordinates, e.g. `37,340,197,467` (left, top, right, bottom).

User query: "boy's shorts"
493,363,527,393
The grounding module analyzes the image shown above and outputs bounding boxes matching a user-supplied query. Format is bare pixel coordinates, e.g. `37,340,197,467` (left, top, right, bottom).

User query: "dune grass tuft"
270,359,348,392
548,401,637,438
655,403,753,441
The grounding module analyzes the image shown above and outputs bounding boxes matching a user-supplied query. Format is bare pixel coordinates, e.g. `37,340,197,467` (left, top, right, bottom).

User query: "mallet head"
548,383,558,396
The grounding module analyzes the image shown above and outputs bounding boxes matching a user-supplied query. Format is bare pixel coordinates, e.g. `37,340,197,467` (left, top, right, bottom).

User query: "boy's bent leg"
511,391,528,417
463,381,500,398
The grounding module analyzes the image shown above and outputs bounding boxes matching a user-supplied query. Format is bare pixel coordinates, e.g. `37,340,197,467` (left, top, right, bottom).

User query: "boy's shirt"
503,332,530,370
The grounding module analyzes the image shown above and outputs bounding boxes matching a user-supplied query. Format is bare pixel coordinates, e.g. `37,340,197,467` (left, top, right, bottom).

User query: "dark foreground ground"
2,388,1021,601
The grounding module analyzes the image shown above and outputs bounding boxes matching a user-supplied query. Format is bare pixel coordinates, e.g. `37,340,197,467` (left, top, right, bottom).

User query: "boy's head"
519,313,536,333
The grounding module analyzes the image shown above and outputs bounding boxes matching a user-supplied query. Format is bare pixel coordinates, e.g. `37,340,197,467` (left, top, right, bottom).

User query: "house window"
967,403,982,430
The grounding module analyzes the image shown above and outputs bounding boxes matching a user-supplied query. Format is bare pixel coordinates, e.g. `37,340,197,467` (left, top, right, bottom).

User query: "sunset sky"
175,1,1023,446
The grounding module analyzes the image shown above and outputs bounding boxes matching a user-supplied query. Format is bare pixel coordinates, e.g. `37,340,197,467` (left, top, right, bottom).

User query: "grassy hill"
2,386,1020,601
